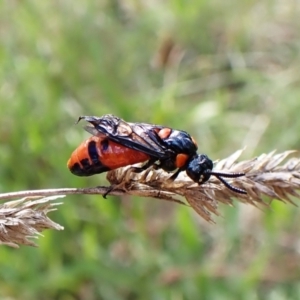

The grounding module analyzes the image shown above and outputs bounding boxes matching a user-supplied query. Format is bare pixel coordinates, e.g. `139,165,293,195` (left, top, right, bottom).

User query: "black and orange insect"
67,115,246,194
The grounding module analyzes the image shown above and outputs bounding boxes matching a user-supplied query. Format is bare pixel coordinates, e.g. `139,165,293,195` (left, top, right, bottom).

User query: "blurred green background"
1,0,300,299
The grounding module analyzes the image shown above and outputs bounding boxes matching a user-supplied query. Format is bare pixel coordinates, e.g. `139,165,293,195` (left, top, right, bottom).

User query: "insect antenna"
208,171,247,194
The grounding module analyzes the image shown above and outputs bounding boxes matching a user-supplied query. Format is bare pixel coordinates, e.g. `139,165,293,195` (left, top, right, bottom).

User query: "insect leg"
168,168,182,181
130,157,157,173
102,185,116,199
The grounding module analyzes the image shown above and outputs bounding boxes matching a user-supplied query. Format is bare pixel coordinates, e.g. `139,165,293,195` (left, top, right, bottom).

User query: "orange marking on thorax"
158,127,172,139
175,153,189,168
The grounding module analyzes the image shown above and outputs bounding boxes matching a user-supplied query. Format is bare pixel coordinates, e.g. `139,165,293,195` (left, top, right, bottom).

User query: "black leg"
168,169,182,181
131,158,157,173
102,185,115,199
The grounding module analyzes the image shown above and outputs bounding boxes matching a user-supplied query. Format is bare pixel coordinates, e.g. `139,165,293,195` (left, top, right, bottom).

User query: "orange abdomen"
67,136,150,176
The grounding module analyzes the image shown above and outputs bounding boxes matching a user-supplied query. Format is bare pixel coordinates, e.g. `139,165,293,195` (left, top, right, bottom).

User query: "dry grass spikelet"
107,150,300,222
0,196,64,248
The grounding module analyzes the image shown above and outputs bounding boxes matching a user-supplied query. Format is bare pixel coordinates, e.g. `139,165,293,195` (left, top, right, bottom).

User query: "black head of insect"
186,154,247,194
